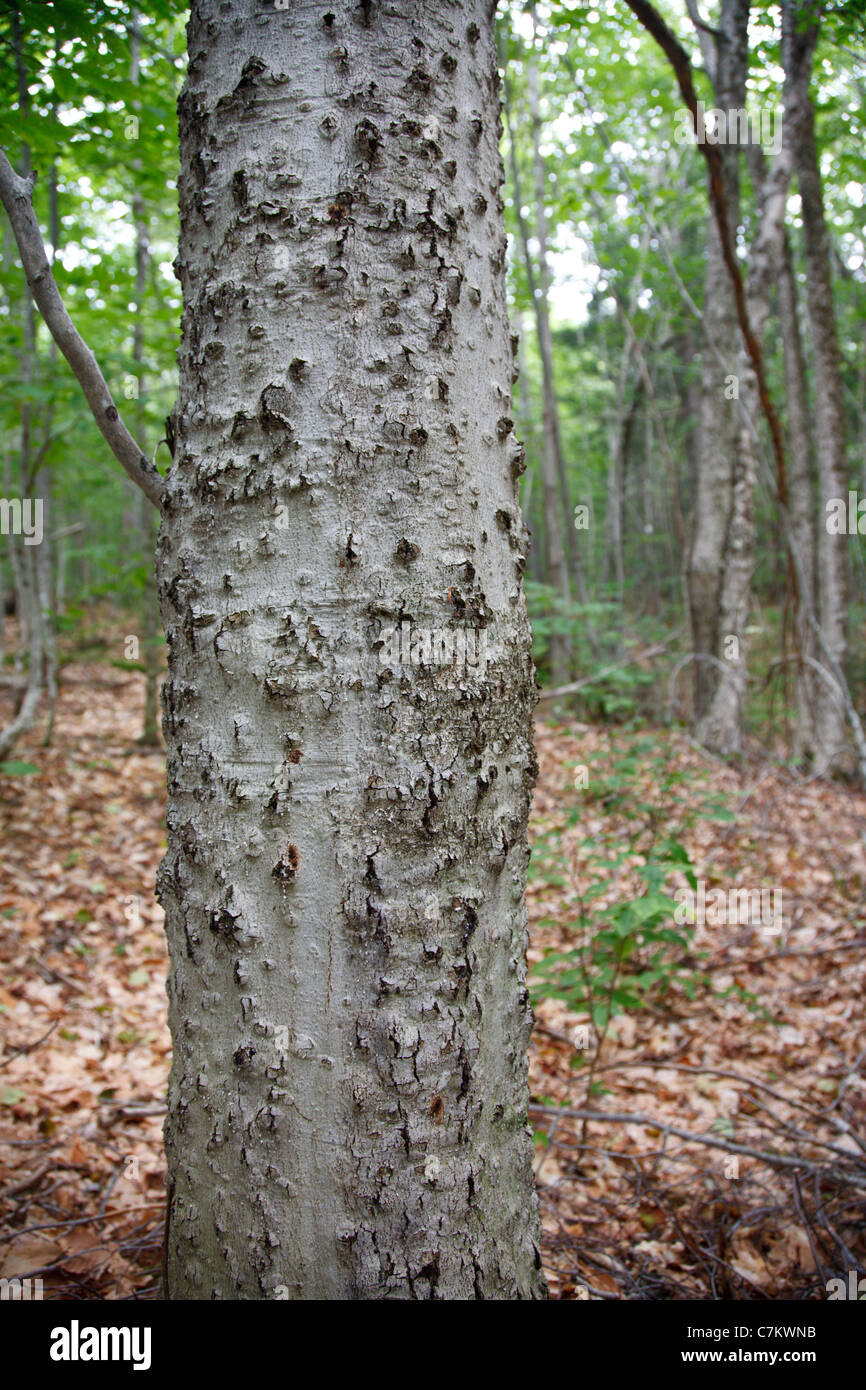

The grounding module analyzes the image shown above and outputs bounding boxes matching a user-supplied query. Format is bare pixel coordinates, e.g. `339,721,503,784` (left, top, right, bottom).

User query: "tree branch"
0,150,164,509
623,0,789,510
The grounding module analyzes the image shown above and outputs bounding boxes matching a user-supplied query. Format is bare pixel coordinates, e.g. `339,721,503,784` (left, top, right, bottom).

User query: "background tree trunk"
158,0,546,1300
131,10,160,747
778,229,818,763
505,51,572,683
784,2,849,775
686,0,749,732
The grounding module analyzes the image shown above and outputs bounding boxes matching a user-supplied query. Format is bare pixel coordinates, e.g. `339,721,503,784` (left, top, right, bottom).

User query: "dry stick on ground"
811,1171,862,1272
622,0,866,785
793,1169,829,1286
1,1202,167,1243
537,642,668,703
538,1044,866,1160
0,1017,58,1068
0,150,163,509
528,1104,866,1189
534,1043,864,1141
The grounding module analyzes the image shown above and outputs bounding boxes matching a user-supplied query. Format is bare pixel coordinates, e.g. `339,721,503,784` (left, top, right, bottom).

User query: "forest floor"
0,661,864,1300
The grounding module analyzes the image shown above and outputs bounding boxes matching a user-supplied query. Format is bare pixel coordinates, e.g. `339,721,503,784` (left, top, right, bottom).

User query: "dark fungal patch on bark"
395,538,419,564
259,384,292,431
272,843,300,883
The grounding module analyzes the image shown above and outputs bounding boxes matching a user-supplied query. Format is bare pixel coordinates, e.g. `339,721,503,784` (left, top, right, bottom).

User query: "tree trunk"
686,0,749,730
506,54,571,683
603,333,635,611
698,115,796,753
783,2,849,775
0,7,46,760
778,228,818,763
158,0,546,1300
37,154,60,748
131,11,160,747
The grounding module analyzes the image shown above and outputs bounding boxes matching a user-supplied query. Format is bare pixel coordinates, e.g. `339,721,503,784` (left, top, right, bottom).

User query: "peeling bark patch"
407,66,433,95
231,170,248,208
259,385,292,431
272,844,300,882
395,538,419,564
354,119,381,159
313,264,347,290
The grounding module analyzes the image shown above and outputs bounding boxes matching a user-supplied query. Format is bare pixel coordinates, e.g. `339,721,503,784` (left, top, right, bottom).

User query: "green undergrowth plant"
529,733,756,1132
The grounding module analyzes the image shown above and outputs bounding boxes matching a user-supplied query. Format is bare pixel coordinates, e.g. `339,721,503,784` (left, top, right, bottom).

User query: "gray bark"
0,10,46,761
778,228,818,763
506,54,571,682
783,2,849,775
158,0,546,1300
686,0,749,728
525,45,588,619
131,12,160,746
697,115,796,752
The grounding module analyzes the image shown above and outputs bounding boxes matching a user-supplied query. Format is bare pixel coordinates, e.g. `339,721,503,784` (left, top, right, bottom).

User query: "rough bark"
158,0,546,1300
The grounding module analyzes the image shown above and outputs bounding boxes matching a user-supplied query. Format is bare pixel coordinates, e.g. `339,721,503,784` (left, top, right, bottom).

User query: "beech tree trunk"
686,0,749,735
506,49,572,684
131,10,161,747
698,122,796,754
783,2,849,775
778,228,818,764
158,0,546,1300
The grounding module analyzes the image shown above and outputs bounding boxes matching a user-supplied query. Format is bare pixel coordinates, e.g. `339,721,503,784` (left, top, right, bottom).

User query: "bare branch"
536,643,668,703
684,0,718,83
0,150,164,509
529,1104,866,1188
